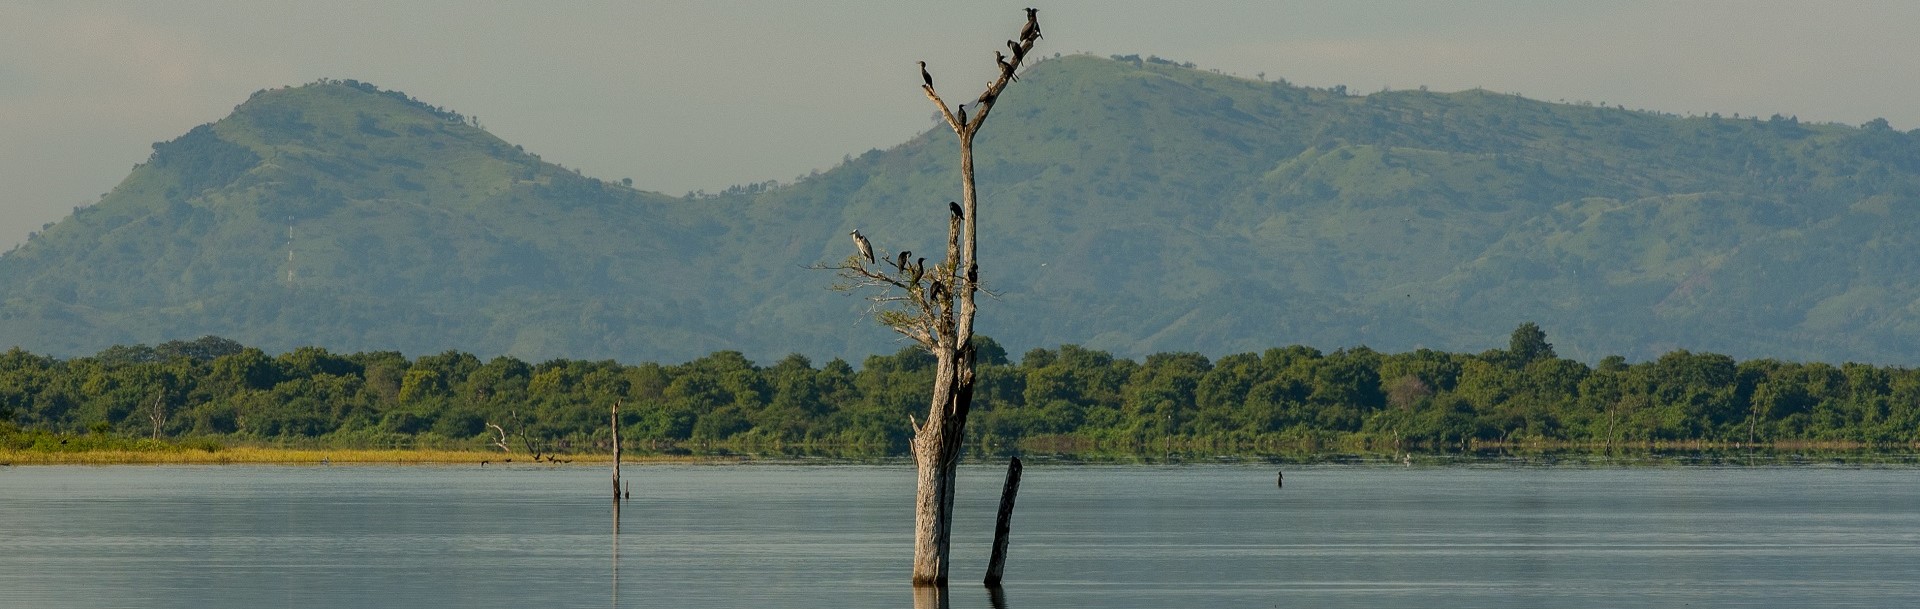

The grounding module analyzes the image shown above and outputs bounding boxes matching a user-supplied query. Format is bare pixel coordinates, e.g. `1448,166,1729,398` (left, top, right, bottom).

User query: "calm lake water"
2,462,1918,608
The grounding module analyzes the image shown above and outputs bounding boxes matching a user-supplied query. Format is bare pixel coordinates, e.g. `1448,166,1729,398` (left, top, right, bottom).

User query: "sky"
5,1,1919,249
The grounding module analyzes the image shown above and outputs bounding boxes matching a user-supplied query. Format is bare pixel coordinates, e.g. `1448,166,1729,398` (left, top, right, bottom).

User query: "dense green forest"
4,325,1915,456
8,57,1920,365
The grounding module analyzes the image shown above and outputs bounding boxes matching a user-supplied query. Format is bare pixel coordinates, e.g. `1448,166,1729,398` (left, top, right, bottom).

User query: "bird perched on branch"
896,251,911,271
850,230,874,264
911,257,926,284
955,103,968,127
930,280,947,302
949,201,963,220
995,51,1018,82
918,61,933,89
1022,8,1041,41
1006,40,1025,66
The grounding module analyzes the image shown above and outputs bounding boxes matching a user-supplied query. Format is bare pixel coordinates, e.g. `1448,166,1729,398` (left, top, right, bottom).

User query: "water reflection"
910,585,947,609
906,585,1008,609
612,499,621,609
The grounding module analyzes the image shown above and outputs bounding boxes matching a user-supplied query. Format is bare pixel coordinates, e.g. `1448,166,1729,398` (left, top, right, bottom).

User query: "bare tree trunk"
819,11,1040,587
983,456,1022,586
903,13,1037,586
146,396,166,441
612,400,623,502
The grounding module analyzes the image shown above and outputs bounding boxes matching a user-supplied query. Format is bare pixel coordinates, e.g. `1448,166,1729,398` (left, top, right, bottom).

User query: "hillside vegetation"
4,57,1920,364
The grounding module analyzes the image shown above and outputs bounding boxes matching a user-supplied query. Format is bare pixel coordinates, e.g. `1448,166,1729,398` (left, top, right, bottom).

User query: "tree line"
2,324,1916,454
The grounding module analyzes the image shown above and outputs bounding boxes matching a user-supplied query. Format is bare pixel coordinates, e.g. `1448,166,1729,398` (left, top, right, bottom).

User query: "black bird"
930,280,947,302
995,51,1018,82
966,263,977,286
1022,8,1041,41
955,103,968,127
949,201,963,220
1277,471,1284,488
911,257,926,284
918,61,933,89
1007,40,1025,65
896,250,911,271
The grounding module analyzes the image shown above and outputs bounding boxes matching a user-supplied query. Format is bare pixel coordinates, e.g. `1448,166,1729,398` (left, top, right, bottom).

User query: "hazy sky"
5,1,1918,249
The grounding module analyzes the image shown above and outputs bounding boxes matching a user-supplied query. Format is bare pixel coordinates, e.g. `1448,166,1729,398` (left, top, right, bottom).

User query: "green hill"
5,56,1920,364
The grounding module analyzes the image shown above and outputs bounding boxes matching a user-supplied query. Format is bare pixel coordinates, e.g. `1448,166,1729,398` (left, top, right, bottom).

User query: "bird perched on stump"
955,103,968,127
850,230,874,264
1022,8,1042,41
918,61,933,89
995,51,1018,82
949,201,963,220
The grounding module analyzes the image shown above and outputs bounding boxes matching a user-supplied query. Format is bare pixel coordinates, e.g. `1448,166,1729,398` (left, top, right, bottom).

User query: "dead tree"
146,395,167,441
819,10,1042,586
611,400,623,502
485,422,512,453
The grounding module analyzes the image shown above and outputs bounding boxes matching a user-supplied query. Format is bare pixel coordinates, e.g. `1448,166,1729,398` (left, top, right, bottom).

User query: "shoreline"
0,447,726,466
3,443,1916,466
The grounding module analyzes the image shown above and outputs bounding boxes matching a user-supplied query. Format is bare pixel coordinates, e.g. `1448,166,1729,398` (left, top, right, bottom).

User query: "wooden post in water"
983,456,1022,586
612,400,623,502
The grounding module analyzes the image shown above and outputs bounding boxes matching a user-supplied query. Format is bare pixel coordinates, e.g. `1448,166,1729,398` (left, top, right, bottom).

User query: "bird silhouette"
918,61,933,89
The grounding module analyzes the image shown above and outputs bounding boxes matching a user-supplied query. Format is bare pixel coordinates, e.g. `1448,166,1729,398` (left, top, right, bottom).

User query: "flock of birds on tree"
845,8,1039,279
828,8,1041,346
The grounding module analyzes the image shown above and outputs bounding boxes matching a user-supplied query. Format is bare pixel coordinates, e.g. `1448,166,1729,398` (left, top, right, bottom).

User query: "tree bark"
612,400,622,502
860,12,1034,587
983,456,1022,586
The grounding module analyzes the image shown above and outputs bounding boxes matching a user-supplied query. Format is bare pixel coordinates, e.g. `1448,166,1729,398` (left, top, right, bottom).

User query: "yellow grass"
0,447,722,466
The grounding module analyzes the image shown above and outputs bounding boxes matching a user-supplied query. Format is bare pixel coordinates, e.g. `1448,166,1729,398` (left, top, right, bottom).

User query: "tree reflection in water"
611,500,621,609
912,585,947,609
910,585,1010,609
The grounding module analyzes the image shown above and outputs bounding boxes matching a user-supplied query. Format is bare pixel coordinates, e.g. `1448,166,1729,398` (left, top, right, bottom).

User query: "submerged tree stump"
983,456,1022,586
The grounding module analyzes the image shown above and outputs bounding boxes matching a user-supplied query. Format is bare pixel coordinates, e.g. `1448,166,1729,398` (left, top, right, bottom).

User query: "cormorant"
911,257,926,284
949,201,963,220
850,230,875,264
930,280,946,302
955,103,968,127
1022,8,1041,41
995,51,1018,82
1007,40,1025,65
896,250,911,271
918,61,934,89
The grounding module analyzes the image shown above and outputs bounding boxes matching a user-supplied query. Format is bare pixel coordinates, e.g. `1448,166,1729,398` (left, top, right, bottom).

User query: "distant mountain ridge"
6,56,1920,364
